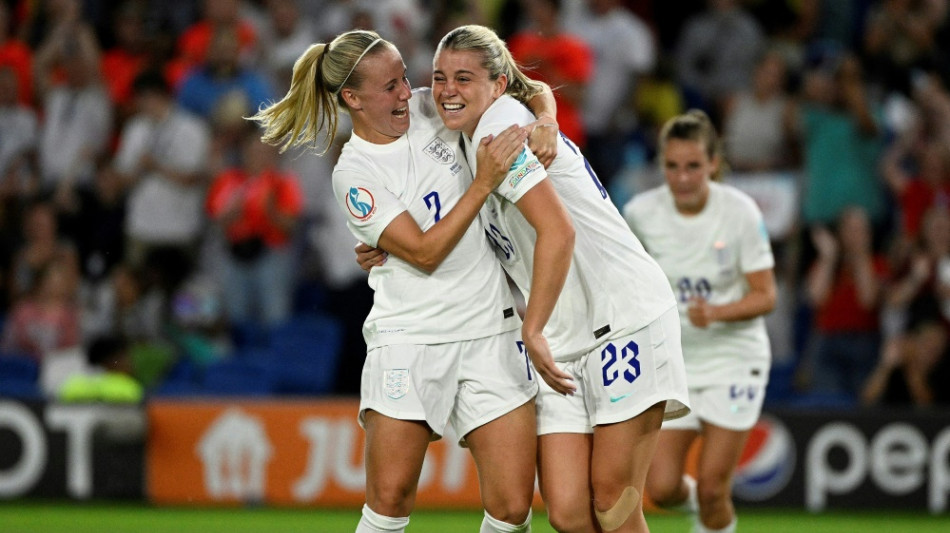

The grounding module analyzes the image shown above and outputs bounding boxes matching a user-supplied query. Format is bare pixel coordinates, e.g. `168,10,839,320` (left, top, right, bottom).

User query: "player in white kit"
623,111,777,533
430,25,691,533
251,30,559,533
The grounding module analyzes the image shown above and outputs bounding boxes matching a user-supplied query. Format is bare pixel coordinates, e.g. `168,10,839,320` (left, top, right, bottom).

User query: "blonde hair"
436,24,545,105
658,109,726,181
249,30,391,154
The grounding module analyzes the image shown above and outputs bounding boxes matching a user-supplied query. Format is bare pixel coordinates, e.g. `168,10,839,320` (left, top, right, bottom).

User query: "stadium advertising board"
146,399,512,507
733,409,950,513
0,400,144,499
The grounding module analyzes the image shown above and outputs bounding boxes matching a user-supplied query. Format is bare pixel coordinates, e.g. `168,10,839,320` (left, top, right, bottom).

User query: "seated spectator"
1,262,81,362
206,124,302,331
0,2,33,106
58,335,143,403
801,206,889,400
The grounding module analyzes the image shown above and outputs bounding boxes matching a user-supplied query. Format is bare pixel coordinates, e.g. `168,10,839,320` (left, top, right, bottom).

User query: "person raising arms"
251,29,558,533
623,110,777,533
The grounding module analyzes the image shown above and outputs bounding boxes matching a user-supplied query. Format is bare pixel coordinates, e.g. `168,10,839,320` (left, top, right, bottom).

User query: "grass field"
1,504,949,533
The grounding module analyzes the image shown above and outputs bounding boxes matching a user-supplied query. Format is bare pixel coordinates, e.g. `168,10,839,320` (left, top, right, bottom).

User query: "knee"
645,473,680,508
485,502,531,526
696,476,730,510
593,486,641,532
547,503,594,533
366,479,416,517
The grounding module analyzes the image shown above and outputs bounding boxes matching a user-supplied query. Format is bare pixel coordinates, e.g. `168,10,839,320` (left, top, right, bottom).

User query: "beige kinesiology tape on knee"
595,486,641,531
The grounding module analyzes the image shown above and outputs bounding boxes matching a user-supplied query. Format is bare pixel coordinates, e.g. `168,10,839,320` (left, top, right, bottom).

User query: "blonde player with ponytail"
253,30,558,533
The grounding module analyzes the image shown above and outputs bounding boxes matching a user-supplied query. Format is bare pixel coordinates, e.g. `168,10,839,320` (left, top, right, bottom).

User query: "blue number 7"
423,191,442,222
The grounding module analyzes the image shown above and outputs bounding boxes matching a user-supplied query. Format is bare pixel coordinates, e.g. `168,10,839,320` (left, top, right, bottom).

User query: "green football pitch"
1,504,949,533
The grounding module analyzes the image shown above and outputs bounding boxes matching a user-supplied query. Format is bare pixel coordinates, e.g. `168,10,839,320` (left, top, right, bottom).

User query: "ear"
340,88,361,111
492,74,508,99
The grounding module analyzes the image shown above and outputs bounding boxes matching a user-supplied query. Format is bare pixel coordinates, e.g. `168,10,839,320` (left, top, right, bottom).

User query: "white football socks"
355,504,409,532
479,509,532,533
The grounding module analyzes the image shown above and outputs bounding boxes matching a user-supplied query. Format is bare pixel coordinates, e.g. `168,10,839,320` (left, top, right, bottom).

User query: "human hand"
523,330,576,395
810,225,838,260
473,124,529,191
687,296,715,328
527,114,558,168
355,241,387,271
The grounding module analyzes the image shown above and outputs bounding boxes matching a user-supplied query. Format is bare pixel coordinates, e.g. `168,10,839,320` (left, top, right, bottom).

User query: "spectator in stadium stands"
674,0,766,120
100,1,151,121
255,0,317,96
8,199,79,302
862,0,946,97
33,6,112,201
115,69,211,267
789,51,886,274
206,123,303,330
866,206,950,406
0,66,39,198
173,0,258,83
176,25,273,122
565,0,656,191
0,2,34,106
508,0,593,148
801,206,888,401
720,49,796,172
1,261,81,362
58,334,143,403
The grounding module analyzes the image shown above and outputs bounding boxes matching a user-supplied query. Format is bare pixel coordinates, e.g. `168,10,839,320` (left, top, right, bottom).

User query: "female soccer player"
362,25,690,533
623,111,777,533
251,30,557,533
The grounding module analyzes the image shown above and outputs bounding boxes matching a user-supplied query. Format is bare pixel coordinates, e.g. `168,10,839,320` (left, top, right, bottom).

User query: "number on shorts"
601,340,640,387
516,340,533,380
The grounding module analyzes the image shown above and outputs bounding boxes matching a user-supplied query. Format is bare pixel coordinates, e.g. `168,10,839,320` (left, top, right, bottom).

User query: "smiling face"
342,45,412,144
432,48,507,137
662,138,717,215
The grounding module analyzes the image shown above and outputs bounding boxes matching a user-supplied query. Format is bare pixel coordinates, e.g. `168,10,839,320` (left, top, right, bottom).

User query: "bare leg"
538,432,600,533
362,410,431,517
466,400,537,528
590,402,665,532
644,429,698,509
695,422,750,530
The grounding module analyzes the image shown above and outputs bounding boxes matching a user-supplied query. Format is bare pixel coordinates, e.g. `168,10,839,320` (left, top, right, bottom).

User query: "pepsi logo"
733,414,796,501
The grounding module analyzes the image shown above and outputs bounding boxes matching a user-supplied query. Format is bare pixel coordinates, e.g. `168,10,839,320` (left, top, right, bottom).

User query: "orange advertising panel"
147,398,508,508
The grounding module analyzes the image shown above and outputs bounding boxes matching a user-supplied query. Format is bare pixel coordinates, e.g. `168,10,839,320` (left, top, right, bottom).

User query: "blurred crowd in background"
1,0,950,408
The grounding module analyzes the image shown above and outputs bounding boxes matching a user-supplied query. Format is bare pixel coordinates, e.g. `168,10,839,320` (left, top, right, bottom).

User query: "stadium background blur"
1,0,950,529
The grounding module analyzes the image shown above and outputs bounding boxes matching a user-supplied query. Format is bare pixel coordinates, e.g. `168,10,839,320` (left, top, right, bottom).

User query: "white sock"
355,504,409,532
479,509,532,533
692,516,736,533
673,474,699,514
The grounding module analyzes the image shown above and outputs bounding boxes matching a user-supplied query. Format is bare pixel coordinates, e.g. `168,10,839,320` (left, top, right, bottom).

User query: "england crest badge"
384,369,410,399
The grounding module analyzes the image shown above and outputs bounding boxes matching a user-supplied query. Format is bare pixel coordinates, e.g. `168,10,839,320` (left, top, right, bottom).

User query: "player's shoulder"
410,87,440,122
714,181,762,215
481,95,533,127
624,185,669,219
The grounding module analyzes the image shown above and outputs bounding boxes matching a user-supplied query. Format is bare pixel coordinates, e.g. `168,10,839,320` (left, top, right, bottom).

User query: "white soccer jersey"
332,88,520,349
623,181,774,387
463,95,676,361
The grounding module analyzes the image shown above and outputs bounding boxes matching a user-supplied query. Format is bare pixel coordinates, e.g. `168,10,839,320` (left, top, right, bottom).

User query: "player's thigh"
362,410,432,510
465,400,537,515
538,432,594,516
697,421,751,487
590,401,665,491
646,428,699,495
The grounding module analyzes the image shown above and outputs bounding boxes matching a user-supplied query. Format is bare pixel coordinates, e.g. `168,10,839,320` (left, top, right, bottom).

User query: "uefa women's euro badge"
384,369,410,399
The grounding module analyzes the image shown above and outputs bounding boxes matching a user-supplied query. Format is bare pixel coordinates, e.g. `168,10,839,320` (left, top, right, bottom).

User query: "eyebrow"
433,68,476,76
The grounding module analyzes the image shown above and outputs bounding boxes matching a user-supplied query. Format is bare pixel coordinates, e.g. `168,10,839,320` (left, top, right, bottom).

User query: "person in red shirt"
0,2,32,106
508,0,592,147
171,0,257,87
803,206,889,400
206,123,302,330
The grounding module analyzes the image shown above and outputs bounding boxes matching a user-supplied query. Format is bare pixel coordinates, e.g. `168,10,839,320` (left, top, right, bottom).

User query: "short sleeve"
738,198,775,274
332,169,406,248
